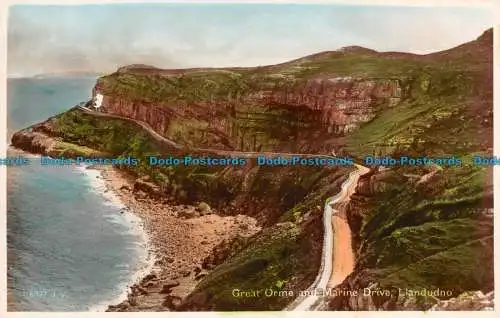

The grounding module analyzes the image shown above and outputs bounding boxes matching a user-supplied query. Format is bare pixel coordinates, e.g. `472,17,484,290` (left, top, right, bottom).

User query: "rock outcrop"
10,129,56,155
92,77,404,144
133,176,163,198
9,28,493,313
255,78,403,133
430,290,494,311
328,282,494,311
91,89,175,137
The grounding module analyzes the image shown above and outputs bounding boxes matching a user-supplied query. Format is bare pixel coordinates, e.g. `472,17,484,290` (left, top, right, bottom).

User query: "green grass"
379,236,493,295
98,70,252,104
37,36,492,310
341,55,493,305
373,218,492,269
345,66,477,157
290,54,423,79
51,141,109,157
53,109,159,156
184,222,314,310
354,148,492,304
165,118,210,146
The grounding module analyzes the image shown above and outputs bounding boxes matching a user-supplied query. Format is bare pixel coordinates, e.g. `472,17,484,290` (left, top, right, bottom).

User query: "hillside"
10,28,493,311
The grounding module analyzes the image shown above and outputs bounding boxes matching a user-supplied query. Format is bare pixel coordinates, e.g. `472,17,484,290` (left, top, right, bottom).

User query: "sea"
6,77,152,311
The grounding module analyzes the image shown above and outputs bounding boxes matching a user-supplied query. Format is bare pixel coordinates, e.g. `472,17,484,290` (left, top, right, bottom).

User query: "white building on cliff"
93,93,104,111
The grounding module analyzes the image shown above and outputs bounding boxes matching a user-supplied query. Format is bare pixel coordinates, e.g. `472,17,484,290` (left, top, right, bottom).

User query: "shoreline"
85,164,261,311
82,165,157,312
7,147,158,312
7,146,261,311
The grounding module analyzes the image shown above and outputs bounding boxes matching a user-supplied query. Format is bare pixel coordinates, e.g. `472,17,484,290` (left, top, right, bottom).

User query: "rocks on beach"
196,202,212,215
176,202,213,219
162,295,182,309
100,166,261,311
160,280,180,294
133,176,163,197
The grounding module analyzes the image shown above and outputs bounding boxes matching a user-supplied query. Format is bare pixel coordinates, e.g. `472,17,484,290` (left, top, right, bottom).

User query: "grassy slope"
98,68,335,153
95,31,489,155
339,31,493,304
38,108,352,310
180,168,349,311
27,29,493,310
179,39,492,308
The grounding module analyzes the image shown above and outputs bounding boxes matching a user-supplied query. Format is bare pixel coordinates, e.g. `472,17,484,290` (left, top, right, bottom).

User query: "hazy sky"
7,3,493,77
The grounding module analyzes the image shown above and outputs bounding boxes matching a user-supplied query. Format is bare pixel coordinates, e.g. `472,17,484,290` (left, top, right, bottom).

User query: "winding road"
77,104,370,311
77,105,357,161
286,163,369,311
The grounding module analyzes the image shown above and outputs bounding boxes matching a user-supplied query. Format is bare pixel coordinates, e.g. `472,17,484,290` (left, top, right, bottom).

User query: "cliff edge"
10,28,494,311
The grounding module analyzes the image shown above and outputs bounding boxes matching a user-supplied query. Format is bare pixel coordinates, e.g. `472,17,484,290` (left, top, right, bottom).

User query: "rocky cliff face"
91,61,406,153
91,87,175,136
87,27,492,155
327,162,493,311
246,78,403,134
10,106,349,312
10,28,493,312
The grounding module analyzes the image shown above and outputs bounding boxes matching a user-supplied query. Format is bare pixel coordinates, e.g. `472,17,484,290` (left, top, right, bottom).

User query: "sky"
7,3,494,77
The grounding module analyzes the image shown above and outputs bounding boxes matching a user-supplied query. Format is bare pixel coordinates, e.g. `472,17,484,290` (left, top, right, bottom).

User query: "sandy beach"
89,165,261,311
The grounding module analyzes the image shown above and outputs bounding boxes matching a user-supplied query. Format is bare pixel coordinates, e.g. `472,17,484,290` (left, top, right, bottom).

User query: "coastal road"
77,104,370,311
77,105,357,161
78,105,182,149
286,163,369,311
327,164,370,288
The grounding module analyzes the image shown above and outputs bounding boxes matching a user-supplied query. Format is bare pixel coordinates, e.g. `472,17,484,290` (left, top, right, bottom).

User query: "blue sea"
7,77,151,311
